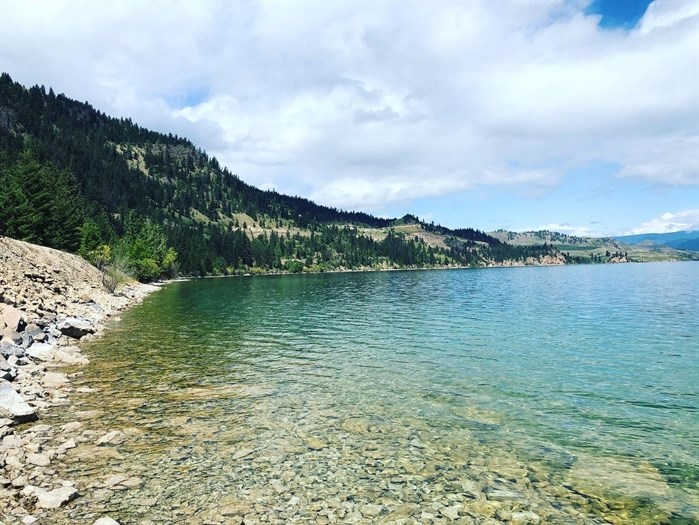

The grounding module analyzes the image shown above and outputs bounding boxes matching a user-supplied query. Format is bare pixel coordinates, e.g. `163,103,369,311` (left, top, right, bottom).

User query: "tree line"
0,73,568,280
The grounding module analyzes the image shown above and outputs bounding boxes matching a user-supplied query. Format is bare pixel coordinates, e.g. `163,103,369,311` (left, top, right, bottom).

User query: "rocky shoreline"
0,237,160,524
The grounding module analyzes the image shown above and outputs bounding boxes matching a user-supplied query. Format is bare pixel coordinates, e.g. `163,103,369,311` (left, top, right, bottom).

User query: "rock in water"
96,430,126,446
42,371,69,388
57,317,95,339
440,505,462,520
35,486,79,509
94,517,121,525
511,511,541,524
485,487,525,501
306,437,327,450
361,504,385,517
0,383,37,423
232,448,254,460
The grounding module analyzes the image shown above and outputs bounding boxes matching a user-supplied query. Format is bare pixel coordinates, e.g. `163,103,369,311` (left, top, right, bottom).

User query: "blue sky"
1,0,697,236
587,0,654,28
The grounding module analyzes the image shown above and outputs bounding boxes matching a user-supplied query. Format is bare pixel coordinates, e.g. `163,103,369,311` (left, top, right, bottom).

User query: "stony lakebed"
0,236,158,524
1,238,697,525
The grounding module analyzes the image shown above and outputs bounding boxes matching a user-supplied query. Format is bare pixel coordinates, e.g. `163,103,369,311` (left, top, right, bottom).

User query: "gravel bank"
0,237,160,524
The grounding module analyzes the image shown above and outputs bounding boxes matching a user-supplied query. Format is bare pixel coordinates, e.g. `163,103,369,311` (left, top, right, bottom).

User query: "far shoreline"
195,257,633,280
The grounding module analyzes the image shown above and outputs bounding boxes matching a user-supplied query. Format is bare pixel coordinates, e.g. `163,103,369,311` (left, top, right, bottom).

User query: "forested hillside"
0,74,575,278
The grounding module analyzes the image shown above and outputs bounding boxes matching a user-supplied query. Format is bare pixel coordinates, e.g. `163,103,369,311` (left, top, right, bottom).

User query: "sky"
1,0,697,236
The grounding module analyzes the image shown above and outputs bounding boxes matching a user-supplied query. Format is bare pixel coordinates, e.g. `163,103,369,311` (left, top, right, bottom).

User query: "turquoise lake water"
50,262,698,524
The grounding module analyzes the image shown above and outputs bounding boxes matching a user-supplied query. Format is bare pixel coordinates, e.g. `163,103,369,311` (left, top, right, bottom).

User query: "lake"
48,262,699,524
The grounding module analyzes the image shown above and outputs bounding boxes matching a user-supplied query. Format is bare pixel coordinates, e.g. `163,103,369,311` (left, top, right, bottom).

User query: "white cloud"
616,136,698,185
0,0,697,215
639,0,699,34
628,209,699,234
310,175,471,211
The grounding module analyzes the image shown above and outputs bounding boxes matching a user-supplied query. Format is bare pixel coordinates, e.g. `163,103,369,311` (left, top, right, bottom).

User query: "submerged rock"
102,474,129,488
361,504,385,517
232,448,254,460
511,510,541,524
61,421,83,432
96,430,126,446
306,437,327,450
485,487,525,501
42,371,69,388
35,485,79,509
94,518,121,525
440,505,462,520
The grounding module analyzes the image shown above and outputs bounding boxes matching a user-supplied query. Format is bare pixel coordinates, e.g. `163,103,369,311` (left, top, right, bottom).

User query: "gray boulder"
0,369,16,381
0,354,16,381
32,316,54,329
57,317,95,339
25,343,54,361
2,331,23,345
23,323,43,337
0,383,37,423
0,343,24,359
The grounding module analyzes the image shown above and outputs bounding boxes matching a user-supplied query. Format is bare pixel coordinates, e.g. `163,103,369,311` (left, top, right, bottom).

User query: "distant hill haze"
614,230,699,250
489,229,699,261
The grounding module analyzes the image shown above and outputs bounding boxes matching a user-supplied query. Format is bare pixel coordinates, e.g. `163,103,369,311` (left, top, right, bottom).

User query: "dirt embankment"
0,237,158,524
1,237,112,315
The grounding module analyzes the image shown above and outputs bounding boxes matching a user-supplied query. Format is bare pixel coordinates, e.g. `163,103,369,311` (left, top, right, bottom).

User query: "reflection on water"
46,263,698,524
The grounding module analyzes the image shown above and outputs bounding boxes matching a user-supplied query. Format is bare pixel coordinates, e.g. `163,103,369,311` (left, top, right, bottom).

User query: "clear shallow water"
49,263,698,524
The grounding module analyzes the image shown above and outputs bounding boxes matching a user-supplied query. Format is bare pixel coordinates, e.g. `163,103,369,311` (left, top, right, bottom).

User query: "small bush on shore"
102,266,130,294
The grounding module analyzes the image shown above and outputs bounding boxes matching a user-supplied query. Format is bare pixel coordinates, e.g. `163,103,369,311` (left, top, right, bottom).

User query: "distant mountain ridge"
489,229,699,261
614,230,699,251
675,238,699,251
